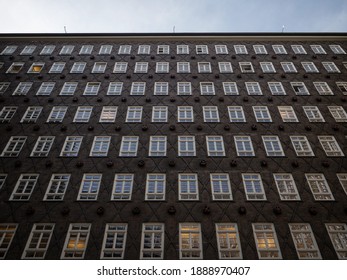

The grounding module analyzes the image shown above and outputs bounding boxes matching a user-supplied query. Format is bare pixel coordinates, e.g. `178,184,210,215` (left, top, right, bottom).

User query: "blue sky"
1,0,346,33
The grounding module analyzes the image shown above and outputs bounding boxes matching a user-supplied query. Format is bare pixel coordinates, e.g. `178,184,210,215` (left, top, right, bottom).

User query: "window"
289,223,321,259
44,174,70,201
20,45,36,55
177,62,190,73
20,106,42,123
245,82,262,95
234,136,255,156
30,136,55,157
1,45,17,55
10,174,39,201
234,45,247,54
322,62,340,73
130,82,146,95
36,82,55,95
154,82,168,95
107,82,123,95
313,82,333,95
149,136,167,157
215,45,228,54
40,45,55,55
329,45,346,54
47,106,67,123
138,45,150,54
273,173,300,200
228,106,245,122
119,136,139,157
178,136,196,156
126,106,142,122
79,45,93,55
70,62,86,73
281,62,297,73
302,61,319,73
60,136,83,157
49,62,65,73
83,82,100,95
198,62,211,73
278,106,299,122
22,224,54,259
239,62,254,73
242,173,266,200
337,174,347,195
253,106,272,122
134,62,148,73
210,173,232,200
203,106,219,122
90,136,111,157
73,106,93,122
290,136,314,156
179,223,202,259
157,45,169,54
99,45,112,55
200,82,215,95
177,45,189,54
291,82,310,95
78,174,102,200
0,106,17,123
28,62,44,73
272,45,287,54
177,82,192,95
218,62,233,73
0,174,6,190
305,173,334,200
206,136,225,156
0,224,17,259
253,45,267,54
179,173,198,200
262,136,284,156
260,62,276,73
145,174,166,200
92,62,107,73
156,62,169,73
177,106,194,122
61,224,90,259
291,45,306,54
0,82,10,94
99,106,117,123
101,224,127,259
252,223,282,259
223,82,238,95
310,45,326,54
216,223,242,259
112,174,134,200
113,62,128,73
336,82,347,95
325,224,347,259
302,106,324,122
140,224,165,259
328,106,347,122
196,45,208,54
59,45,74,55
1,136,27,157
7,62,24,73
318,136,344,156
152,106,169,123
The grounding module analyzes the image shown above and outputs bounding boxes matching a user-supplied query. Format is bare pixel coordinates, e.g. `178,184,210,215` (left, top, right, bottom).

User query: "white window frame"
328,106,347,122
7,62,24,74
253,45,267,54
177,62,190,73
242,173,266,200
47,106,67,123
13,82,32,95
60,136,83,157
234,45,247,54
113,62,128,73
177,106,194,122
0,106,17,123
156,62,169,73
157,45,169,54
179,173,199,200
49,62,65,73
152,106,168,123
0,82,10,95
302,62,319,73
198,62,211,73
130,82,146,95
322,62,340,73
239,62,254,73
245,82,262,95
216,223,242,259
101,224,127,259
134,62,148,73
10,174,39,201
252,223,282,259
138,45,150,55
149,136,167,157
206,135,225,157
178,136,196,157
107,82,123,95
111,174,134,201
273,173,300,201
260,62,276,73
21,106,42,123
27,62,44,73
218,62,233,73
215,45,228,54
291,45,307,54
313,82,333,95
92,62,107,73
60,82,77,96
329,45,346,54
44,174,70,201
234,136,255,156
268,82,286,95
291,82,310,95
140,223,165,259
325,223,347,259
337,174,347,195
90,136,111,157
290,136,314,157
303,106,325,122
311,45,326,54
228,106,245,122
196,45,208,54
99,45,112,55
305,173,334,201
177,45,189,54
79,45,93,55
1,46,17,55
40,45,55,55
83,82,100,95
272,45,287,54
336,82,347,95
70,62,86,73
179,223,202,259
30,136,55,157
203,106,220,122
278,106,299,122
318,135,344,156
59,45,74,55
73,106,93,122
119,136,139,157
223,82,238,95
200,82,215,95
262,135,284,157
126,106,143,122
177,82,192,95
281,62,297,73
99,106,117,123
77,174,102,201
36,82,55,96
253,106,272,122
0,174,7,190
0,224,18,259
1,136,27,157
210,173,233,200
145,174,166,200
61,224,90,259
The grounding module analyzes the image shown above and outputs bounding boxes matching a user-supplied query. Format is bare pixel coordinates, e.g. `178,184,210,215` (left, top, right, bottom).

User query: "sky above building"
1,0,346,33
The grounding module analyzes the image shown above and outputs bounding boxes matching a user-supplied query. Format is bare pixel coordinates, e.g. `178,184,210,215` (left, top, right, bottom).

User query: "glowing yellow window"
29,63,44,73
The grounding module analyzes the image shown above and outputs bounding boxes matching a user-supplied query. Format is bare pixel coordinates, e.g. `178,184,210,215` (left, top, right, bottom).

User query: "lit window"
154,82,168,95
145,174,166,200
206,136,225,156
325,223,347,259
61,224,91,259
223,82,238,95
200,82,215,95
301,62,319,73
291,45,306,54
0,106,17,123
90,136,111,157
196,45,208,54
0,136,27,157
290,136,314,156
291,82,309,95
99,45,112,55
21,106,42,123
322,62,340,73
47,106,67,123
156,62,169,73
253,45,267,54
234,45,247,54
305,173,334,200
216,223,242,259
113,62,128,73
138,45,150,54
178,136,196,156
20,45,36,55
179,223,202,259
336,82,347,95
310,45,326,54
83,82,100,95
262,136,284,156
273,173,300,200
318,135,344,156
111,174,134,201
49,62,65,73
215,45,228,54
0,82,10,94
252,223,282,259
245,82,262,95
92,62,107,73
210,173,232,200
281,62,297,73
253,106,272,122
278,106,299,122
22,224,54,259
107,82,123,95
157,45,169,54
260,62,276,73
218,62,233,73
140,224,165,259
7,62,24,73
78,174,102,200
59,45,74,55
177,106,194,122
73,106,93,122
1,45,17,55
234,136,255,156
0,224,18,259
10,174,39,201
328,106,347,122
134,62,148,73
149,136,167,157
40,45,55,55
60,136,83,157
177,45,189,54
239,62,254,73
289,223,321,259
272,45,287,54
36,82,55,95
177,62,190,73
203,106,219,122
179,173,198,200
130,82,146,95
198,62,211,73
79,45,93,55
126,106,142,122
30,136,55,157
177,82,192,95
0,174,6,190
99,106,117,123
101,224,127,259
337,174,347,195
242,173,266,200
119,136,139,157
44,174,70,201
70,62,86,73
313,82,333,95
228,106,245,122
329,45,346,54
